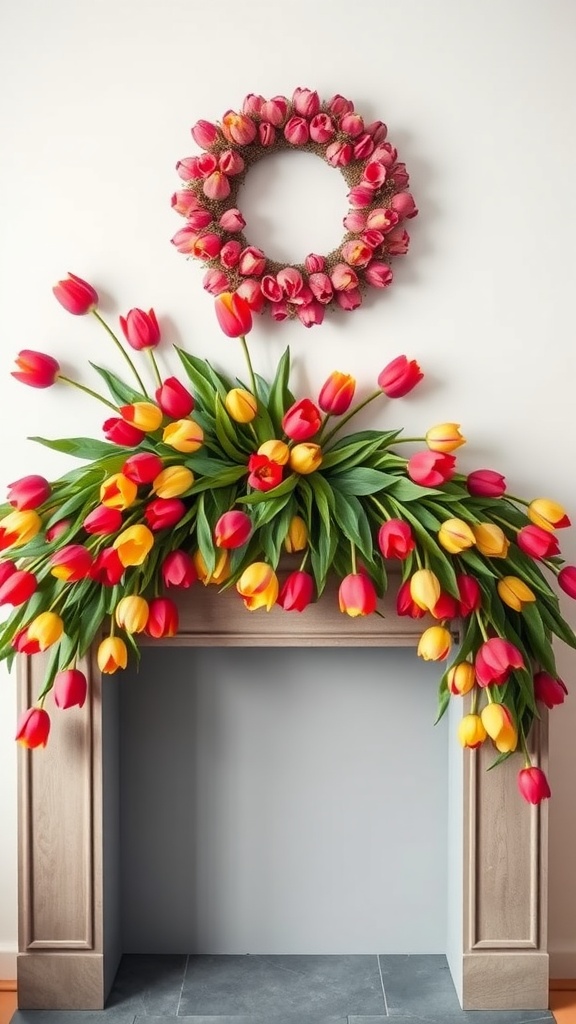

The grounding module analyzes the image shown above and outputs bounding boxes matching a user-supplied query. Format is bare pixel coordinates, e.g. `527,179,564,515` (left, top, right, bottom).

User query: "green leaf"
252,493,294,529
329,468,396,496
320,435,391,471
195,492,216,575
189,465,247,494
29,436,124,461
387,478,448,502
238,474,298,504
331,490,374,563
267,347,293,433
539,600,576,649
519,603,557,676
307,474,335,535
175,348,218,413
214,395,251,460
89,363,144,404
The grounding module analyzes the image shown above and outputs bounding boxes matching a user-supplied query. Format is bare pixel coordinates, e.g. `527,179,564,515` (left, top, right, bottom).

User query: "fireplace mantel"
16,579,549,1011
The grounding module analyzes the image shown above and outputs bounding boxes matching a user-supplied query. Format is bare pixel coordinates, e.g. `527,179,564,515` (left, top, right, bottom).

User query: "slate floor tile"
105,954,187,1015
9,1012,135,1024
178,954,386,1018
134,1017,347,1023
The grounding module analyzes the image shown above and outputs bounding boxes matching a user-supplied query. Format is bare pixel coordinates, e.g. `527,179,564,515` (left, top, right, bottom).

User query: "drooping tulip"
517,766,551,804
277,570,315,612
447,662,476,695
431,591,459,621
285,516,308,553
396,580,427,618
26,611,64,651
497,576,536,612
145,597,179,638
426,423,466,453
481,703,518,753
516,524,560,560
417,626,452,661
466,469,506,497
90,548,125,585
237,562,279,611
409,569,441,612
12,350,60,389
533,671,568,709
7,475,51,510
193,549,231,586
97,636,128,673
162,550,197,589
456,575,482,616
472,523,510,558
475,637,525,687
115,595,150,634
119,308,160,350
16,707,51,748
458,714,487,749
338,573,377,617
53,669,87,709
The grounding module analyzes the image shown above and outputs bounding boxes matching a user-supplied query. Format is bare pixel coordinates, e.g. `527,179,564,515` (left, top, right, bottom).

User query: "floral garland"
171,88,417,326
3,276,575,810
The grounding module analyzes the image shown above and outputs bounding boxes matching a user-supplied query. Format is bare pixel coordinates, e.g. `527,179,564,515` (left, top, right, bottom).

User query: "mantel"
16,580,549,1013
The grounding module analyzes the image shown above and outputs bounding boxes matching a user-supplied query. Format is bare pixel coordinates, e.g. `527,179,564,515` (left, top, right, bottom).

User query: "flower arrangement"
4,274,575,809
171,88,417,325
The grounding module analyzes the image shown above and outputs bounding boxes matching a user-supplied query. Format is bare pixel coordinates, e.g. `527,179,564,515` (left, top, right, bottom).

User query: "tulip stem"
370,496,391,520
58,375,118,411
350,541,357,575
470,687,478,715
519,727,532,768
321,390,383,447
507,494,529,506
92,310,149,396
239,334,258,399
299,550,310,572
475,611,489,642
148,350,163,389
393,437,424,444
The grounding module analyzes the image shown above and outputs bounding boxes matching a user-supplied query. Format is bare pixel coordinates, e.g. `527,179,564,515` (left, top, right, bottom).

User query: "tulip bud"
466,469,506,497
260,96,288,125
215,291,253,337
120,402,163,432
277,267,304,299
155,377,194,418
102,417,146,447
481,703,517,753
438,518,475,554
426,423,466,454
122,452,164,485
119,308,160,351
50,544,93,582
46,519,72,543
317,372,356,416
238,247,266,277
365,262,393,288
191,119,218,148
97,636,128,673
27,611,64,651
409,569,441,612
115,595,149,634
83,505,122,535
325,140,353,167
378,355,423,398
475,637,525,687
91,548,125,585
472,523,510,558
192,232,223,259
53,272,98,315
558,565,576,598
100,473,138,511
236,278,265,312
417,625,452,661
284,116,310,145
456,574,482,616
152,466,194,498
16,707,50,748
534,671,568,708
390,192,418,219
214,510,252,549
396,579,426,619
385,227,410,255
0,569,37,606
338,573,377,617
282,399,322,441
193,549,231,586
7,475,51,511
297,301,325,328
447,662,476,695
517,524,560,560
285,516,308,553
330,264,359,292
225,388,258,423
527,498,571,532
220,240,242,269
278,570,315,612
145,597,179,638
113,524,154,567
258,439,290,465
458,714,487,749
237,562,279,611
292,87,320,117
431,591,458,621
336,287,363,312
377,519,415,560
219,208,246,232
162,418,204,453
12,349,60,389
162,550,197,589
54,669,87,709
309,114,335,144
517,766,551,804
144,498,186,530
203,171,231,200
247,454,284,492
221,111,257,145
289,443,323,475
308,274,333,305
171,191,207,219
219,150,245,176
497,575,536,612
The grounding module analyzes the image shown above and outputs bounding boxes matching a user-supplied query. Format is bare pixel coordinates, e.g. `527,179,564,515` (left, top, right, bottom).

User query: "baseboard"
0,952,17,983
550,952,576,979
550,978,576,991
0,980,16,992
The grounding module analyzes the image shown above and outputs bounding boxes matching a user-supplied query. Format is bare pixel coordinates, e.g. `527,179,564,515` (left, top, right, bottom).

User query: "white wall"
1,0,576,977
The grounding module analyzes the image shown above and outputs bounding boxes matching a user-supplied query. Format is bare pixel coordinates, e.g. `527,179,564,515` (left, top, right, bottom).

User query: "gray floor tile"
379,954,553,1022
134,1018,347,1023
9,1013,135,1024
179,954,386,1018
105,953,187,1015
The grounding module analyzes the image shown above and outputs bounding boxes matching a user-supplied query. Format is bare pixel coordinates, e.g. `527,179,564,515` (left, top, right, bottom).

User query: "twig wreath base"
171,88,418,326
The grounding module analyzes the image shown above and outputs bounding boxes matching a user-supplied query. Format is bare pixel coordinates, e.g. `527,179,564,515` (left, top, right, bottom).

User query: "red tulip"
161,550,197,589
50,544,93,582
122,452,164,485
214,510,252,549
517,525,560,559
83,505,123,535
12,627,41,654
119,308,160,351
247,454,283,492
16,707,50,748
278,570,314,611
558,566,576,598
12,349,60,389
396,579,426,618
318,372,356,415
282,399,322,441
377,519,415,560
338,573,377,617
145,597,179,638
52,272,98,315
144,498,186,530
456,574,482,616
90,547,125,586
0,569,37,606
475,637,525,687
466,469,506,497
53,669,87,709
431,591,459,620
45,519,71,543
214,291,253,337
517,766,551,805
0,561,16,587
102,416,146,446
378,355,423,398
407,451,456,487
533,671,568,709
7,475,51,510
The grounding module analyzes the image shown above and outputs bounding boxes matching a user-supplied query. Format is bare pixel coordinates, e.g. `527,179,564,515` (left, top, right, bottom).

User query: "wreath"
171,89,417,326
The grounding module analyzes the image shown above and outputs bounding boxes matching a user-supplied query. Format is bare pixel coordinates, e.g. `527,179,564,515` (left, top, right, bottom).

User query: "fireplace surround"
16,577,549,1012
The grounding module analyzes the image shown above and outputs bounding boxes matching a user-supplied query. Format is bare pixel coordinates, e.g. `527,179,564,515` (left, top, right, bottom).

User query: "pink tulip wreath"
171,88,418,326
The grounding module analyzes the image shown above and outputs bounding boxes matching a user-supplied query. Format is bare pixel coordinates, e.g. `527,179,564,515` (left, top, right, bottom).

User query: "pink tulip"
260,96,288,125
202,171,231,200
558,566,576,598
366,208,399,232
221,111,257,145
191,119,218,148
192,233,222,260
290,285,314,308
16,707,50,748
144,497,186,530
54,669,87,709
385,227,410,255
408,451,456,487
219,208,246,232
335,288,362,311
242,93,264,116
297,301,325,327
353,134,375,160
145,597,179,638
305,253,326,273
12,350,60,389
328,94,354,116
362,161,388,187
214,510,253,549
310,114,335,143
366,120,388,142
171,190,203,217
278,570,315,611
50,544,93,582
270,301,290,321
196,153,218,176
391,192,418,219
339,573,377,617
171,225,199,253
331,264,359,292
83,505,123,535
236,278,266,312
341,240,373,267
176,156,201,180
155,377,194,418
219,150,245,176
365,262,393,288
0,569,37,606
53,272,98,315
292,87,320,117
7,475,51,510
348,185,376,209
378,355,423,397
215,291,253,337
466,469,507,497
261,275,283,302
238,246,266,276
343,211,367,232
162,550,197,588
309,273,333,304
378,519,415,560
122,451,164,484
258,122,276,146
340,112,364,137
119,308,160,351
284,116,310,145
518,766,551,805
326,140,353,167
390,163,410,188
277,267,304,299
517,524,560,560
184,209,213,231
475,637,525,687
203,268,230,295
534,671,568,709
220,240,242,268
102,417,145,446
282,398,322,440
373,143,397,167
361,229,384,249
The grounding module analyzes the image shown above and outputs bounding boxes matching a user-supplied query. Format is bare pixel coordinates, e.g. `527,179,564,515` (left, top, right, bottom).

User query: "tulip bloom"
426,423,465,454
97,636,128,673
378,519,415,560
16,707,51,748
0,561,16,587
214,291,253,337
152,466,194,498
317,371,356,415
214,510,252,548
438,518,475,554
225,388,258,423
247,453,283,491
237,562,279,611
534,671,568,709
456,574,482,616
285,515,308,552
517,524,560,560
338,573,377,617
466,469,506,497
378,355,423,398
145,597,179,638
100,473,138,511
475,637,525,687
558,565,576,598
113,524,154,567
54,669,87,709
120,402,163,433
115,595,149,634
122,452,164,484
458,714,487,749
409,569,441,612
289,443,322,475
193,549,231,586
119,308,160,350
102,416,146,446
497,575,536,612
258,439,290,465
12,350,60,389
83,504,123,535
162,550,197,589
162,418,204,453
517,766,551,805
472,523,510,558
432,591,459,620
145,497,186,530
282,399,322,441
417,626,452,661
0,510,42,550
396,579,428,619
278,570,314,611
0,569,37,606
27,611,64,651
527,498,571,532
407,451,456,487
481,703,517,753
447,662,476,696
155,377,194,418
53,272,98,314
46,519,71,543
7,475,51,511
50,544,93,582
91,547,125,585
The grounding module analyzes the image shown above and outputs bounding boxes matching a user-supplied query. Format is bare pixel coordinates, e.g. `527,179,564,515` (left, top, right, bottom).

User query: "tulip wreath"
171,88,417,325
3,275,576,809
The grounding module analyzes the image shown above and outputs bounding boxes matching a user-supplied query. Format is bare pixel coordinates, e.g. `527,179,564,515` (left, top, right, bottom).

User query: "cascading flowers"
4,273,575,808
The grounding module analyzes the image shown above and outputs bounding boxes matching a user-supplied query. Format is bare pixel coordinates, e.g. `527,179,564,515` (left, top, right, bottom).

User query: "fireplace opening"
118,646,448,955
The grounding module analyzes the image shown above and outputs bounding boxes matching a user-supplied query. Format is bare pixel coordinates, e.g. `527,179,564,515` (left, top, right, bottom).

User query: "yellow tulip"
447,662,476,695
284,515,308,553
527,498,570,532
236,562,279,610
409,568,441,612
97,636,128,674
497,575,536,612
115,595,149,634
225,388,257,423
121,401,163,432
100,472,138,510
113,524,154,567
472,523,510,558
258,438,290,465
162,418,204,453
481,703,518,753
27,611,64,651
289,442,323,475
0,509,42,549
417,625,452,661
458,713,487,749
426,422,466,453
152,465,194,498
193,549,231,585
438,518,475,554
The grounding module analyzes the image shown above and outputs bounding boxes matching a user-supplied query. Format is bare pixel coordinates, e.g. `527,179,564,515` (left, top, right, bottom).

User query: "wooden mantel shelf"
17,579,549,1013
